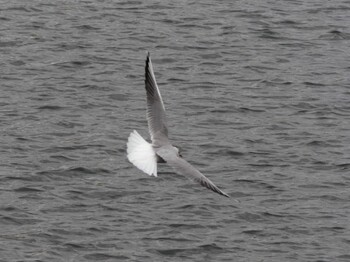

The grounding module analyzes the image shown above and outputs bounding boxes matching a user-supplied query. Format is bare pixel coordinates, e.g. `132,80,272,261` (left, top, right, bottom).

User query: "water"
1,0,350,261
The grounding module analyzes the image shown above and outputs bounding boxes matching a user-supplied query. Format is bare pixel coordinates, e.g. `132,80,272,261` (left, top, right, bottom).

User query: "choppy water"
1,0,350,261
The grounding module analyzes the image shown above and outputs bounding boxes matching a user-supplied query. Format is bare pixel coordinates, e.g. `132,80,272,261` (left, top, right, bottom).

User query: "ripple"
1,0,349,261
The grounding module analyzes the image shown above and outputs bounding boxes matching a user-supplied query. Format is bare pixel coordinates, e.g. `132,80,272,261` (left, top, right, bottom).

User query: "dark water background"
1,0,350,261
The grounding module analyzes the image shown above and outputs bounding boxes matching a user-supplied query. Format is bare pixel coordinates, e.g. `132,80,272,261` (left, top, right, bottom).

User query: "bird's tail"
126,130,157,177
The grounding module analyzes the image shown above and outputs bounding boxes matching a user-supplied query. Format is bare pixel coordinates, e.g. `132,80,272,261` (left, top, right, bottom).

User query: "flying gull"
127,53,229,198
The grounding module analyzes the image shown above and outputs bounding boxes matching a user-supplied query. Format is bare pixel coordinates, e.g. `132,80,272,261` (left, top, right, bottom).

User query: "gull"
126,53,229,198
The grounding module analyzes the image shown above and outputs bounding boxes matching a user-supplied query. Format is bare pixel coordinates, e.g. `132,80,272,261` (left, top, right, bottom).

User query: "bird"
126,53,229,198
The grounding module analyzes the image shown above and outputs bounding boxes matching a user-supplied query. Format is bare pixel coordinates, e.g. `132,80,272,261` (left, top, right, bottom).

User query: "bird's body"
126,53,229,198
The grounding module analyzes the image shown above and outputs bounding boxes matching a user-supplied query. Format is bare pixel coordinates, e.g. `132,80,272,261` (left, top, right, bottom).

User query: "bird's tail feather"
127,130,157,177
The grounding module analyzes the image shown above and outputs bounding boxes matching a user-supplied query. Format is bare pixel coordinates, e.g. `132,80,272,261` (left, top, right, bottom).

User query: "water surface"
1,0,350,261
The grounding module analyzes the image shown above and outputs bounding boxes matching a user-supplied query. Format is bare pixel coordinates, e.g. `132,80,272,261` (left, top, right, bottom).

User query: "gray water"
1,0,350,261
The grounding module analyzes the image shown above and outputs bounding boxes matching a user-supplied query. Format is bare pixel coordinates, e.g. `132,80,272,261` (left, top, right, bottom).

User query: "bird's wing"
159,152,229,198
145,53,169,146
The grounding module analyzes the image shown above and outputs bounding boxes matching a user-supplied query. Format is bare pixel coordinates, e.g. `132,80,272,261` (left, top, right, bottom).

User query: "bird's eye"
179,153,183,158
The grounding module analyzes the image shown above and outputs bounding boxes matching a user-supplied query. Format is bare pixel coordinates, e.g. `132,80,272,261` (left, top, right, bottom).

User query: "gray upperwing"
164,154,230,198
145,53,169,146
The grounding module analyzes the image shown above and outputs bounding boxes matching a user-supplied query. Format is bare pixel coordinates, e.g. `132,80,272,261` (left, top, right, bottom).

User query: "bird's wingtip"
146,52,151,66
221,191,230,198
221,191,240,202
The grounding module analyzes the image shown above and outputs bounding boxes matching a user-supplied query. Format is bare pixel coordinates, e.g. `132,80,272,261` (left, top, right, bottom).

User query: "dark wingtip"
218,190,230,198
145,52,151,69
145,53,149,74
223,192,230,198
144,52,155,96
220,191,240,202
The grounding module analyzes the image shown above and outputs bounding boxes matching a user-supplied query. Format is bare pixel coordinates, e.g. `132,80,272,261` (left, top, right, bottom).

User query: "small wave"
84,253,129,260
37,105,65,110
14,186,43,192
319,30,350,40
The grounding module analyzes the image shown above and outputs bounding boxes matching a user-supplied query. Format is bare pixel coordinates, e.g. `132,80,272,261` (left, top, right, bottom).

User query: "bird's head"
173,146,182,158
